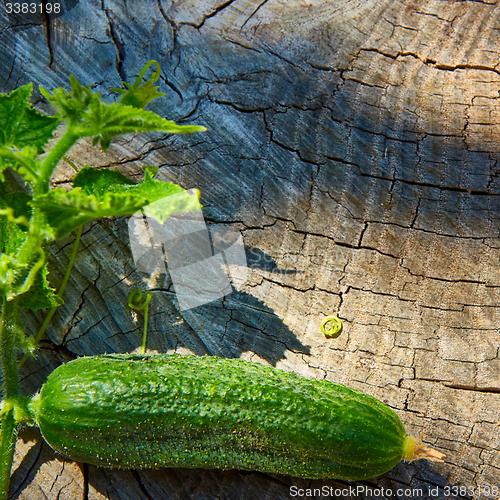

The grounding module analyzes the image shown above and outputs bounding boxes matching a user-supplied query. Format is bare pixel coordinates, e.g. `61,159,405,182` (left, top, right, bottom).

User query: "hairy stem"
127,290,152,353
15,126,80,267
0,298,21,500
37,125,78,195
0,410,16,500
18,225,84,368
1,299,20,398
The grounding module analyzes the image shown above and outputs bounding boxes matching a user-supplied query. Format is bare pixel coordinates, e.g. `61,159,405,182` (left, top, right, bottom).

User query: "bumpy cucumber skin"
30,354,407,480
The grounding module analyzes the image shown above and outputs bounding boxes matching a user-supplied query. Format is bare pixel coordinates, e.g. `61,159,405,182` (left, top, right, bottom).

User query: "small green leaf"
0,253,26,297
113,80,166,109
111,60,166,109
18,262,63,310
0,182,54,305
0,182,31,255
0,84,32,145
40,75,96,122
144,166,159,177
15,107,61,151
0,248,60,310
3,189,32,226
0,83,60,151
126,167,201,224
0,145,41,184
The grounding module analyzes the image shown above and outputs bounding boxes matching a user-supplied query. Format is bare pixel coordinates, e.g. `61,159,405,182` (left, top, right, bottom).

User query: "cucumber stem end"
402,436,445,462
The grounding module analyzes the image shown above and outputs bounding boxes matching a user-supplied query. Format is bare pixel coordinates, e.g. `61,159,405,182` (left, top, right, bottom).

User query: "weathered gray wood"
1,0,500,498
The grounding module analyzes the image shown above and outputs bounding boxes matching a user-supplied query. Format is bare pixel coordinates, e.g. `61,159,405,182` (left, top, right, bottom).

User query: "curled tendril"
127,289,152,354
110,60,161,94
0,207,30,227
128,289,152,311
320,315,343,338
130,60,161,89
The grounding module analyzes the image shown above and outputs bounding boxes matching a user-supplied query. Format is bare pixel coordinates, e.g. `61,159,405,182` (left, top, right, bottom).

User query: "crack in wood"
240,0,271,30
177,0,239,30
103,3,126,82
443,384,500,394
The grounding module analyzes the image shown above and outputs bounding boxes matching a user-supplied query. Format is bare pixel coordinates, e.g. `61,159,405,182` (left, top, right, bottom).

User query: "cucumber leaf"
0,84,60,181
32,167,201,238
0,145,42,185
81,100,205,152
0,83,60,150
72,165,136,194
15,107,61,150
40,75,96,122
18,262,63,310
0,183,60,309
0,182,31,255
41,76,205,151
0,253,61,310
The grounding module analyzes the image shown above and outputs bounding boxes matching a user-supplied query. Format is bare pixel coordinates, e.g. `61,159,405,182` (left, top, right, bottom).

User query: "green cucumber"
28,354,443,480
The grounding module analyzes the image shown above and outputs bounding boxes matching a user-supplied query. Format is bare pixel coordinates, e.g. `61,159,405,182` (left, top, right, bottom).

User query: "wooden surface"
1,0,500,498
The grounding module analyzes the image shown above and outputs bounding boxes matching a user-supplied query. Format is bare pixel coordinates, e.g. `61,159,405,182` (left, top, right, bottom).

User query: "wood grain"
1,0,499,498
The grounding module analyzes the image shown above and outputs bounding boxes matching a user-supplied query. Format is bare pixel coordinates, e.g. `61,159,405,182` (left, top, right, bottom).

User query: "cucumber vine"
127,289,152,354
0,61,205,500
